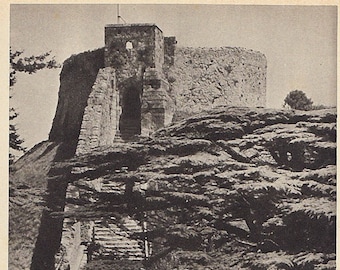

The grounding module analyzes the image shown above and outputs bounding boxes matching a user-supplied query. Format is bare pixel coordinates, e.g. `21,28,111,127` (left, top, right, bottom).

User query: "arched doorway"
119,79,142,140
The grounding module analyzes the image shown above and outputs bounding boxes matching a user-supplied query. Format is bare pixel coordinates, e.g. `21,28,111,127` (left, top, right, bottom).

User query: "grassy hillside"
9,141,62,269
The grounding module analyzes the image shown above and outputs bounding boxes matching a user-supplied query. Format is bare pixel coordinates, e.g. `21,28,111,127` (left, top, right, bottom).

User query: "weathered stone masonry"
49,23,267,155
169,47,267,119
49,49,104,143
73,24,175,155
76,67,117,156
104,24,175,143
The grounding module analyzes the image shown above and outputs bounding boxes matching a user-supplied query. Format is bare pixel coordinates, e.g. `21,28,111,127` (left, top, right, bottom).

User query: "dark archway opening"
119,79,142,140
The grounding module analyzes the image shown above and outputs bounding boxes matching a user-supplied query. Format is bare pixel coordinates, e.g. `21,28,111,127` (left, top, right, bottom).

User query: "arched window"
125,41,133,50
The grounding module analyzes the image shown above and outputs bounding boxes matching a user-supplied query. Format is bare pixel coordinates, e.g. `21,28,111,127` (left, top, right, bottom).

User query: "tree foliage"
284,90,313,111
49,107,336,269
9,48,59,164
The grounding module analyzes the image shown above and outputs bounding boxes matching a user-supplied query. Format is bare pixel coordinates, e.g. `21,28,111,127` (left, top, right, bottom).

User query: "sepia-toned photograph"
9,3,336,270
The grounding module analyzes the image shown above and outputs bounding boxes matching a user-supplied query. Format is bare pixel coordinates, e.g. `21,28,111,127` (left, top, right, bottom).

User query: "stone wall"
49,49,105,143
154,26,164,71
164,37,177,68
49,27,267,147
168,47,266,119
76,67,117,156
56,184,90,269
141,68,175,136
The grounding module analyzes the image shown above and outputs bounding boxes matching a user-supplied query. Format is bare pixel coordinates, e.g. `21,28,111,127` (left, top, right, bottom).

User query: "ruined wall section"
141,68,175,136
105,24,162,79
76,67,117,156
168,47,266,119
49,49,105,143
105,24,175,138
49,29,267,148
154,27,164,71
164,37,176,68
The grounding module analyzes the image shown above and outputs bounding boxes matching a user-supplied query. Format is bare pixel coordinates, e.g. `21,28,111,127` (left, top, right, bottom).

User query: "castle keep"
49,23,267,155
74,24,176,155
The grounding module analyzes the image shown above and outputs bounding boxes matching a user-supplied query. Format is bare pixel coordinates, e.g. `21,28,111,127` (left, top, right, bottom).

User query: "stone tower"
75,24,175,155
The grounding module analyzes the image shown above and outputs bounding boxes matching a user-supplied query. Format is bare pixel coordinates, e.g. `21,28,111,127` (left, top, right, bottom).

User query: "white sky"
9,4,337,150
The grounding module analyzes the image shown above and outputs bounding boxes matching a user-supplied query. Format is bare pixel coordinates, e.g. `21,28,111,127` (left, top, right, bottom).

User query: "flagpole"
117,4,120,23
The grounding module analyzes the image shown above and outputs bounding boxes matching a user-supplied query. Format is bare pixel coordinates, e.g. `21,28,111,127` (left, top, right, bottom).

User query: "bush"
284,90,313,110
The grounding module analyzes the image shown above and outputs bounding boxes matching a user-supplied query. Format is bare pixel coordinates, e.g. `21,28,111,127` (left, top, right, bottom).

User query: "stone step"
101,182,124,187
94,220,118,224
100,190,123,193
95,242,143,250
95,242,143,249
98,239,140,244
94,236,125,241
97,248,144,254
100,245,142,250
94,229,141,234
95,234,139,241
101,184,123,188
94,222,142,229
95,227,132,232
120,128,139,133
99,253,144,259
123,219,139,224
124,223,141,229
95,227,131,233
100,247,143,252
100,251,143,255
95,229,140,235
100,251,144,257
113,138,124,143
91,216,146,262
95,231,129,237
120,129,139,134
121,126,139,130
99,253,144,260
100,188,124,193
95,239,141,245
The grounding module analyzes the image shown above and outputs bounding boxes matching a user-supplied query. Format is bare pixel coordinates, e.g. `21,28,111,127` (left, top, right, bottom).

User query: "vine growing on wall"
108,41,129,69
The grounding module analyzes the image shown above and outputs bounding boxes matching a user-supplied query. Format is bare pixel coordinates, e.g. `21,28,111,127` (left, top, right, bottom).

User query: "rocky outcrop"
53,107,335,269
10,106,335,269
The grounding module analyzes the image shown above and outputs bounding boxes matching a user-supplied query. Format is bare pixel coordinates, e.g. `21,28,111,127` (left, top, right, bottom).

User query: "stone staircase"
100,181,125,194
113,131,125,143
93,216,145,261
120,119,141,141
